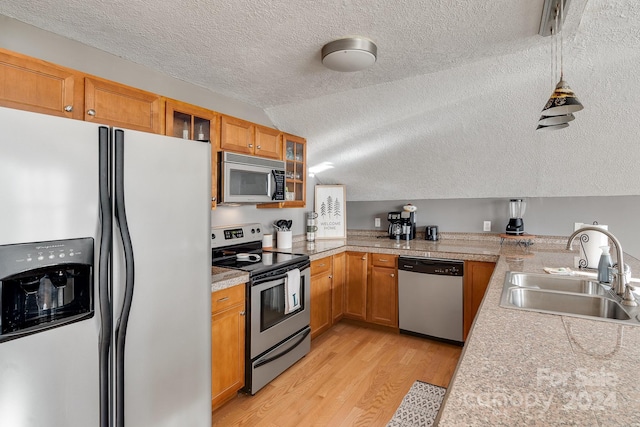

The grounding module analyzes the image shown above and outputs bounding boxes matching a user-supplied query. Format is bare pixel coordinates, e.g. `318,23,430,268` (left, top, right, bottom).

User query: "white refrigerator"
0,106,212,427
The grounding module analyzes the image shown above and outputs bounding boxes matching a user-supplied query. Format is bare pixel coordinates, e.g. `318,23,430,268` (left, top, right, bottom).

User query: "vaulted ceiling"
2,0,639,201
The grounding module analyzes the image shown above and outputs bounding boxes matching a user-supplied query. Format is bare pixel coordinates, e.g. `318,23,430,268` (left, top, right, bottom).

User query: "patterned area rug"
386,381,447,427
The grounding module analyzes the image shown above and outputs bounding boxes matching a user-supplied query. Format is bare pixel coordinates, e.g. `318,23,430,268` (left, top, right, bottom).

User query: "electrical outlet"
374,217,381,227
483,221,491,232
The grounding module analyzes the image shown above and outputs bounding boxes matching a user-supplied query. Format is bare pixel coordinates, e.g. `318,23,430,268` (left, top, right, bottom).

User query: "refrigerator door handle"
114,128,136,427
98,126,113,427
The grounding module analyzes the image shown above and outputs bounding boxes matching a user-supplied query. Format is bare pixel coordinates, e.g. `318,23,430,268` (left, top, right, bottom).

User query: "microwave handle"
267,170,274,197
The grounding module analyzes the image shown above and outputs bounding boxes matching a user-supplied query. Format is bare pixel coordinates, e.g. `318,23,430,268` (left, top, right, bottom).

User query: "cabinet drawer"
311,258,332,276
370,254,397,268
211,284,245,314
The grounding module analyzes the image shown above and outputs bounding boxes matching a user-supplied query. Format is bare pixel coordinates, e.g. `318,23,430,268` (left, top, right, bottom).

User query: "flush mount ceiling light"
321,37,377,72
537,0,584,131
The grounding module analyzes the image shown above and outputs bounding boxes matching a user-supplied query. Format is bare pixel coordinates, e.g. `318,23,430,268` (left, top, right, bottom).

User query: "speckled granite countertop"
210,266,249,292
436,248,640,426
211,232,640,425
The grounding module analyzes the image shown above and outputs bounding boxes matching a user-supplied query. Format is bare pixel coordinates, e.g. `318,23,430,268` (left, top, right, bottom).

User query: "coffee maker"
506,199,526,235
387,211,402,239
400,211,416,240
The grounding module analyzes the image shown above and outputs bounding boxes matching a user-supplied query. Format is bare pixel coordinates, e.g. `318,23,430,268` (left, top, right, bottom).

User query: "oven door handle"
254,328,310,369
251,262,310,286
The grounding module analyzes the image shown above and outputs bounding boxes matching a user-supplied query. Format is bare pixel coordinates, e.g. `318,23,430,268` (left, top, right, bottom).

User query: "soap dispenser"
598,246,613,283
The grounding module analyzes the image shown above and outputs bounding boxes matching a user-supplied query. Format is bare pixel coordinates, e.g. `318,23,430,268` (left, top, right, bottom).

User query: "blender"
506,199,526,235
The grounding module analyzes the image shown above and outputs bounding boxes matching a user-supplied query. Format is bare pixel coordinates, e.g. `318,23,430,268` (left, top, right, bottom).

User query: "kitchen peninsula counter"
211,233,640,425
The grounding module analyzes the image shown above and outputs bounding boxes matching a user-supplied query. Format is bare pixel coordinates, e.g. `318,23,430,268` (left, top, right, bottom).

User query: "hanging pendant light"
541,80,583,116
537,0,583,130
538,113,575,126
536,122,570,131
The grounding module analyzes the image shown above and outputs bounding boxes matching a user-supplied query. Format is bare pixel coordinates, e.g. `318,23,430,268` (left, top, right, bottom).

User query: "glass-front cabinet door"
165,99,219,208
257,133,306,209
284,134,306,207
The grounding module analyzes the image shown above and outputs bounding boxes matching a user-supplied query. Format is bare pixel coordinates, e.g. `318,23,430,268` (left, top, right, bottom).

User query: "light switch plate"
374,217,381,227
483,221,491,231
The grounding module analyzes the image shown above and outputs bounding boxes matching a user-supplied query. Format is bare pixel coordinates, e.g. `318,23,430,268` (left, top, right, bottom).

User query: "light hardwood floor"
212,321,462,426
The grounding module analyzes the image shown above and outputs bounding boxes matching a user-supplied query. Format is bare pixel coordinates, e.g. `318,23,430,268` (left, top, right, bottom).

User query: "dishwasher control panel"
397,257,464,276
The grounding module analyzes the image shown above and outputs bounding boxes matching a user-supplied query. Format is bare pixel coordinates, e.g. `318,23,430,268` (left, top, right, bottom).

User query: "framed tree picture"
314,185,346,239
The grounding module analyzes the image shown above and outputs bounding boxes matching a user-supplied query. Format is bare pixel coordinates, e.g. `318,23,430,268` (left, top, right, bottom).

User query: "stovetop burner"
211,223,309,277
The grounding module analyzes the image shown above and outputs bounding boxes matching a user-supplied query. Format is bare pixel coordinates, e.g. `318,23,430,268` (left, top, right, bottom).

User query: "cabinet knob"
361,257,366,260
248,143,253,148
240,311,246,316
87,109,96,116
328,275,333,279
64,105,73,112
390,273,395,277
211,196,217,202
257,145,261,149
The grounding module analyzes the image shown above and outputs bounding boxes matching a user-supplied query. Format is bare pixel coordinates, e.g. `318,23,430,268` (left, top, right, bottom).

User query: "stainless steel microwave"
219,152,286,204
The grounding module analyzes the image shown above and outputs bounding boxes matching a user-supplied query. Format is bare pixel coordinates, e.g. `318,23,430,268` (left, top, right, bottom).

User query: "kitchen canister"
262,233,273,249
277,230,292,249
306,211,318,242
574,223,608,269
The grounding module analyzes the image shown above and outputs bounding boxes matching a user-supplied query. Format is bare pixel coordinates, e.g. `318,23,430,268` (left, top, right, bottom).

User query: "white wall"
347,196,640,258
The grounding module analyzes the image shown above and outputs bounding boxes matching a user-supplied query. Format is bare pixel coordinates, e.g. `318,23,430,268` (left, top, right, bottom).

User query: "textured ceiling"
2,0,640,201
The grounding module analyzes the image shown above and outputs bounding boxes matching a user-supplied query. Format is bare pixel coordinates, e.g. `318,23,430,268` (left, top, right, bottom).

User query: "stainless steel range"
211,223,311,395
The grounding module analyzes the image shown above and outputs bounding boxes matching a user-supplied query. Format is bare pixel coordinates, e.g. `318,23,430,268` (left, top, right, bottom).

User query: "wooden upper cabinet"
258,133,306,209
220,115,281,160
220,115,254,155
165,99,220,209
254,125,282,159
84,77,164,133
0,49,83,119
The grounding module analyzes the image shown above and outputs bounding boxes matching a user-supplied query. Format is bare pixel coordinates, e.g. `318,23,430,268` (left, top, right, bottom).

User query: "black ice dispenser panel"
0,238,94,343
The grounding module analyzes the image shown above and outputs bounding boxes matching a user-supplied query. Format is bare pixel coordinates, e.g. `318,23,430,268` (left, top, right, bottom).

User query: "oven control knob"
251,228,255,234
211,233,216,240
256,227,261,233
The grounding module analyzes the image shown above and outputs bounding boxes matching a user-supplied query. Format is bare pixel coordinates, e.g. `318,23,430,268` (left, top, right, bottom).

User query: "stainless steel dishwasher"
398,257,464,345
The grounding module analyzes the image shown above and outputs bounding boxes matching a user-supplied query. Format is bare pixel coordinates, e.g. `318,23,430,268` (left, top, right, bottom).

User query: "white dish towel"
284,268,301,314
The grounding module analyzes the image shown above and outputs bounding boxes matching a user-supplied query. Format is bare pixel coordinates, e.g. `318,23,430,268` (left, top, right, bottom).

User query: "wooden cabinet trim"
463,261,495,340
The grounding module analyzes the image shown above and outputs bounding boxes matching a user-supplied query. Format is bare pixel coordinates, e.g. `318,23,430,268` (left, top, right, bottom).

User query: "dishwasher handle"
398,257,464,276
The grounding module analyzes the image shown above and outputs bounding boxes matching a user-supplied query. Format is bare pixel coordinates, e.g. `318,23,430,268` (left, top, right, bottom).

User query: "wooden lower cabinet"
310,258,332,339
367,254,398,327
211,284,246,411
310,253,347,339
344,252,368,321
331,252,346,324
463,261,496,340
344,252,399,328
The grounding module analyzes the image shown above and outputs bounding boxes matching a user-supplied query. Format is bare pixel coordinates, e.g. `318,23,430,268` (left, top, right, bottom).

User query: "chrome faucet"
566,226,637,307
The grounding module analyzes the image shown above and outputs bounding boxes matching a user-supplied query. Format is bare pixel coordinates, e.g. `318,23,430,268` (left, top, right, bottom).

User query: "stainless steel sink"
508,272,607,296
500,271,640,325
507,288,631,320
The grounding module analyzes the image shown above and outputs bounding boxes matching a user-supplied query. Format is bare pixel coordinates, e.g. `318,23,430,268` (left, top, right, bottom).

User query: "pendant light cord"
559,0,564,81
